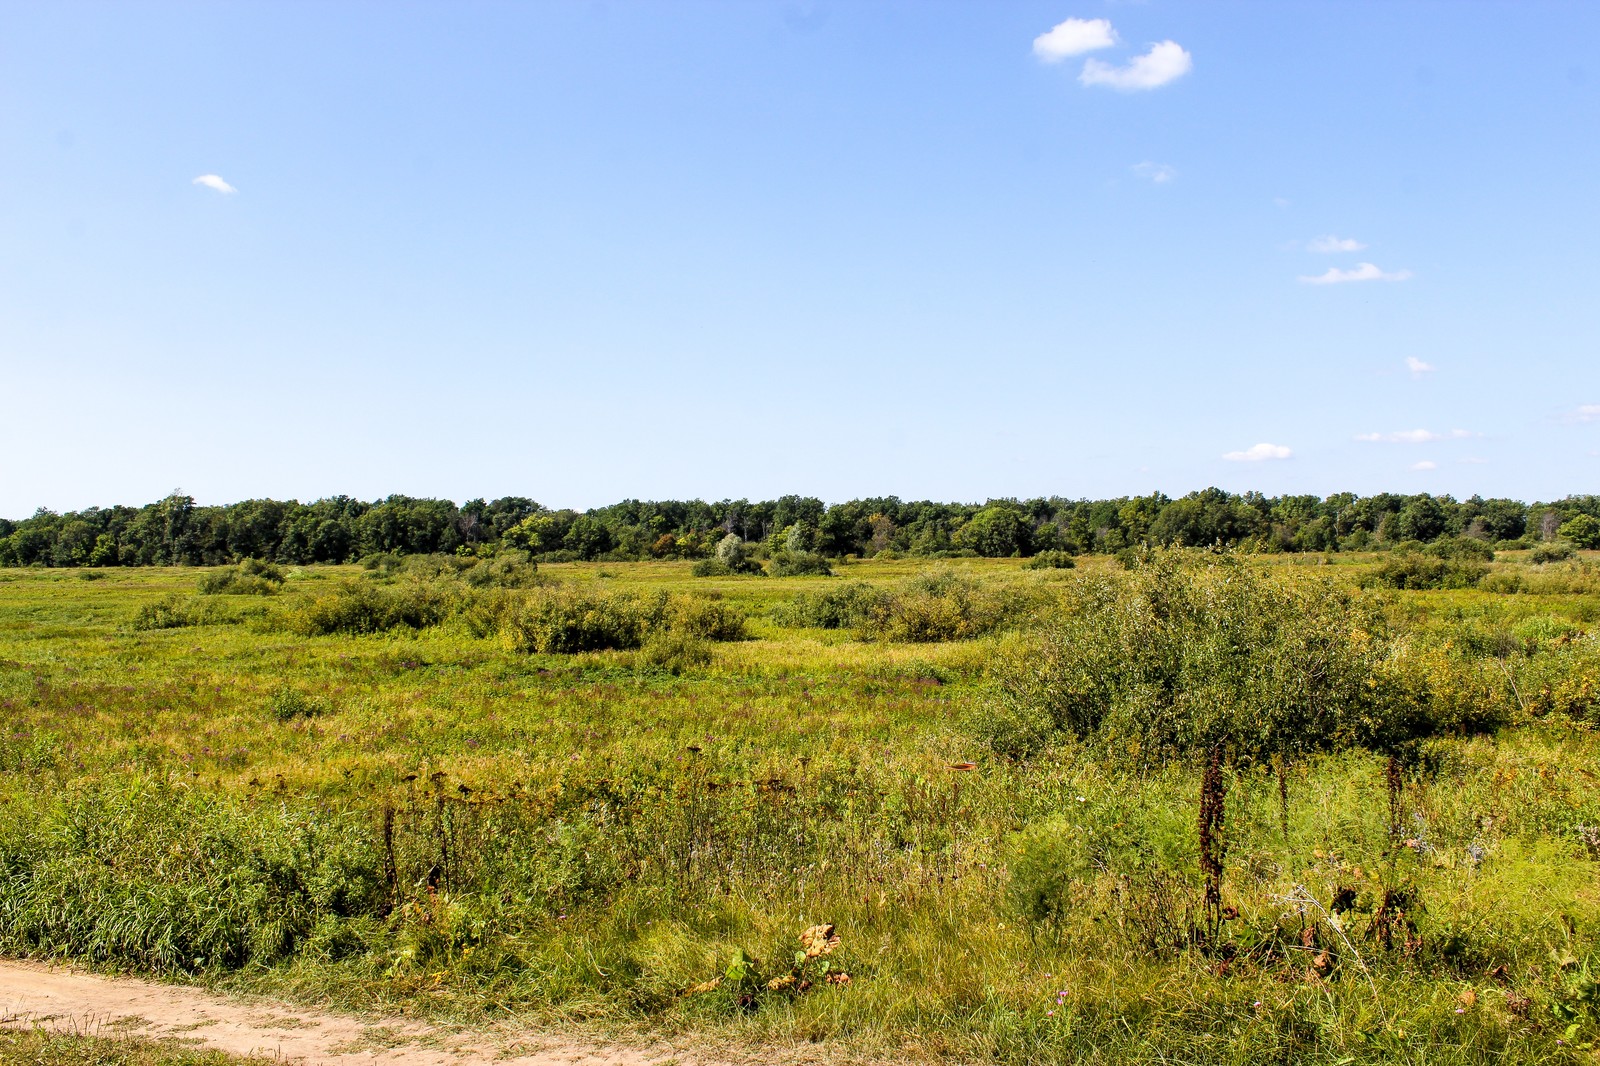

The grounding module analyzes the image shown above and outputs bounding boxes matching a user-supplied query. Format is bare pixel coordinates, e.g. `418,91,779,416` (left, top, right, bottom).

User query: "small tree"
987,549,1389,937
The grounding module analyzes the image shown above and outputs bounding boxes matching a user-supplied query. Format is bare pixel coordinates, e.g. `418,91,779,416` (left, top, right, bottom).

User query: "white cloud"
1298,262,1412,284
1308,235,1367,253
1568,404,1600,423
1132,161,1176,183
1273,197,1291,208
1222,442,1293,462
192,174,236,194
1033,17,1117,61
1080,40,1192,90
1355,428,1474,444
1411,460,1438,471
1405,356,1435,377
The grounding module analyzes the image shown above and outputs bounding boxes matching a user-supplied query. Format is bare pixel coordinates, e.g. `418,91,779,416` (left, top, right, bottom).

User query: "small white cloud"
1222,442,1293,462
1411,460,1438,471
1080,40,1192,90
192,174,236,194
1308,235,1367,253
1355,428,1474,444
1033,17,1117,62
1299,262,1412,284
1568,403,1600,423
1273,197,1291,208
1405,356,1435,377
1132,161,1176,183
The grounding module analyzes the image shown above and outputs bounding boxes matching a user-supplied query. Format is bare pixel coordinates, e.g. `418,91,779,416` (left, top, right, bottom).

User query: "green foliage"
1558,514,1600,549
859,570,1019,642
197,557,285,595
1367,549,1488,590
1531,541,1578,564
773,582,882,629
765,550,833,577
1022,550,1077,570
638,630,714,674
286,579,455,635
497,587,664,652
269,686,332,722
131,595,199,630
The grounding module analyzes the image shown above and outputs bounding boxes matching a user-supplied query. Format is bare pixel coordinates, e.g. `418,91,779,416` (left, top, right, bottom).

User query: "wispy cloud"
1308,235,1366,253
1273,197,1291,208
1033,17,1117,61
1132,161,1176,183
192,174,236,194
1356,428,1474,444
1405,356,1435,377
1222,442,1293,462
1080,40,1192,90
1567,403,1600,423
1411,460,1438,471
1299,262,1412,285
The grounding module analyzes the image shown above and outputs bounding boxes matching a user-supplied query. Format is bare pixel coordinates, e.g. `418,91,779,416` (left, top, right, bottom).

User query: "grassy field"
3,553,1600,1064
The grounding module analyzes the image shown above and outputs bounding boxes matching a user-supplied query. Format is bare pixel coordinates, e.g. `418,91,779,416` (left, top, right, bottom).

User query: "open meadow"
3,551,1600,1065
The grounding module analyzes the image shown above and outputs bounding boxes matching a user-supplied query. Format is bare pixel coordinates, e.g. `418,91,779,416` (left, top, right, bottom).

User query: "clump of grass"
268,685,332,721
131,594,199,630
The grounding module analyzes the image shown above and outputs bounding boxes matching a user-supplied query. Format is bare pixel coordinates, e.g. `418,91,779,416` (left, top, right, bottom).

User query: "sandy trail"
0,959,715,1065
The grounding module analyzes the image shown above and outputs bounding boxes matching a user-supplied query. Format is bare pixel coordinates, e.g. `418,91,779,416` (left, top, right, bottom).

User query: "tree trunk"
1198,743,1228,940
1276,753,1291,842
1386,754,1404,843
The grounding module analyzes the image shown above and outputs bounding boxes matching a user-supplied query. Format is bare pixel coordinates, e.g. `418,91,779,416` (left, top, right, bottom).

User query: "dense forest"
4,490,1599,569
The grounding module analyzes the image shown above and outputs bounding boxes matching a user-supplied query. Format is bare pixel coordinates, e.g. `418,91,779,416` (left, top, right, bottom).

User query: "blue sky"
3,1,1597,516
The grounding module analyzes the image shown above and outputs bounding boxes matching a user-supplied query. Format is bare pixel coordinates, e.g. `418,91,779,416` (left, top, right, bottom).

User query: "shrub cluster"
197,558,285,595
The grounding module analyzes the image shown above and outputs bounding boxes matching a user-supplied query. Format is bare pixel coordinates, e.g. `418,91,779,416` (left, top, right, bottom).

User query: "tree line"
2,489,1597,568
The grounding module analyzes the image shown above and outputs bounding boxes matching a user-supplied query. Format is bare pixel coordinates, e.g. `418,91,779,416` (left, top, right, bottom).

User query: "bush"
1427,536,1495,563
692,535,764,577
360,552,403,575
669,596,748,641
638,631,714,674
859,571,1017,642
268,686,332,721
461,552,541,589
773,582,883,629
1366,551,1487,590
765,551,833,577
1530,541,1577,564
286,580,455,635
131,595,198,631
498,588,665,653
1023,551,1077,570
197,558,284,596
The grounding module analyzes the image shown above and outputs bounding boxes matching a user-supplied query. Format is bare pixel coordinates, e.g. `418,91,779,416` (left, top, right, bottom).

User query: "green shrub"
669,596,748,641
1366,551,1487,590
360,552,403,575
498,588,664,653
765,551,833,577
1426,536,1495,563
197,558,284,595
859,570,1016,642
461,552,541,589
268,686,332,721
692,535,763,577
131,595,198,630
286,580,455,635
1023,550,1077,570
1530,541,1577,564
773,582,883,629
638,631,714,674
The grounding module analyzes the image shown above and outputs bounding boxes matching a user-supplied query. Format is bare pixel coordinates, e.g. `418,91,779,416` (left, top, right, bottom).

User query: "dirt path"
0,960,723,1065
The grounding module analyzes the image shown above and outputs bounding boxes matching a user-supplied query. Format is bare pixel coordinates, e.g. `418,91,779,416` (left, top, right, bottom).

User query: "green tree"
1558,514,1600,549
